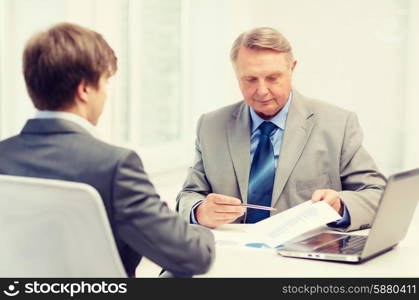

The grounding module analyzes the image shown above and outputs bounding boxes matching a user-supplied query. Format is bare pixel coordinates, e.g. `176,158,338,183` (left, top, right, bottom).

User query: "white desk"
196,207,419,277
136,207,419,277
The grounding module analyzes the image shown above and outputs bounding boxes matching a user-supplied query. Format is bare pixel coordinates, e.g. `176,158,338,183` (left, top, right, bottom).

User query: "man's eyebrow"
266,72,282,77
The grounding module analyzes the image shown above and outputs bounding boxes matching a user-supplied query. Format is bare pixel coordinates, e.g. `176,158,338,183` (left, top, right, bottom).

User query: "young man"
0,23,215,277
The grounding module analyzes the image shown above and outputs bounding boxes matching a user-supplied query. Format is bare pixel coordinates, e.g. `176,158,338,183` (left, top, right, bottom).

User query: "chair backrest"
0,175,127,277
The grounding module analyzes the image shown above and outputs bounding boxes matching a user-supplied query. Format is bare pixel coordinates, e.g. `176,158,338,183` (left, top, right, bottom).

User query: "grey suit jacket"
177,90,387,231
0,118,215,277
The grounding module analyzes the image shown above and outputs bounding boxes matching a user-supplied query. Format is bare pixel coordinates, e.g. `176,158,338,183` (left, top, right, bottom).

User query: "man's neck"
58,106,89,123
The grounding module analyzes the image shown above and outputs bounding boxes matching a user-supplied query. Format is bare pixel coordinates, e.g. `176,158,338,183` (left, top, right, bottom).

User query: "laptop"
277,168,419,263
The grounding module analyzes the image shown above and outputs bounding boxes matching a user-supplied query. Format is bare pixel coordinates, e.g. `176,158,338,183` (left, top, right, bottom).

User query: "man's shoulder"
200,101,244,123
75,134,137,162
0,129,136,165
296,92,353,120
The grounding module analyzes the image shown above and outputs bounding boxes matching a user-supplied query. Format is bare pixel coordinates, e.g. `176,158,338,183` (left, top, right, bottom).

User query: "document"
214,201,341,249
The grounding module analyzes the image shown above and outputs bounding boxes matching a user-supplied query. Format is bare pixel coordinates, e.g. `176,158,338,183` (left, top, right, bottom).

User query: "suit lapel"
227,103,251,203
271,91,314,207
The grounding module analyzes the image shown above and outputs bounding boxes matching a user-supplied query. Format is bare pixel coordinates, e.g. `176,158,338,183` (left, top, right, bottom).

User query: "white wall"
1,0,417,190
0,0,66,137
404,0,419,170
0,0,127,141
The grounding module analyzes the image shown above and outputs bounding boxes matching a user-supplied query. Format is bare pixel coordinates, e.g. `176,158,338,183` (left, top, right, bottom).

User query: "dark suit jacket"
0,118,215,277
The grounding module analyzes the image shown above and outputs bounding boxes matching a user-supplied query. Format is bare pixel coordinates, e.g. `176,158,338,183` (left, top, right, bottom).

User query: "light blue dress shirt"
191,93,350,227
249,94,291,167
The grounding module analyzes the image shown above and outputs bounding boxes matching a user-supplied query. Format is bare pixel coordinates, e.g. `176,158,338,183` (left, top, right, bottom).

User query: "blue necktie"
246,121,277,223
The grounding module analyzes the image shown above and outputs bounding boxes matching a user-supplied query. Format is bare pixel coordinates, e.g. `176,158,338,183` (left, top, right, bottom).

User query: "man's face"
87,74,109,125
235,47,296,120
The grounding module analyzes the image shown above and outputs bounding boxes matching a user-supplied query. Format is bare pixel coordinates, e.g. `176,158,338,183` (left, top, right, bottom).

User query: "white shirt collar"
34,110,97,136
250,91,292,134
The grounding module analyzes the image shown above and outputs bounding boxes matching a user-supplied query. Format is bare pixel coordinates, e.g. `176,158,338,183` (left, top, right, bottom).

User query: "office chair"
0,175,127,277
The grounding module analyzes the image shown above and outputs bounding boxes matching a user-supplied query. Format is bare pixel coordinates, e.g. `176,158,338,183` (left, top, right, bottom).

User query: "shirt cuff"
190,200,204,224
327,203,351,228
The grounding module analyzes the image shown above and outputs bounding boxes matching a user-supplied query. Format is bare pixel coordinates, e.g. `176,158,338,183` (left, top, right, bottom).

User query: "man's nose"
255,82,269,98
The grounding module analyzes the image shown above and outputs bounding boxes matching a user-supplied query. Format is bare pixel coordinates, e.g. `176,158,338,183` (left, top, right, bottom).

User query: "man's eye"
267,77,278,82
245,78,257,83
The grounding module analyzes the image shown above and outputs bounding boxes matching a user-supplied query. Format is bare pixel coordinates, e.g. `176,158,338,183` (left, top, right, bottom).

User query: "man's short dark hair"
23,22,117,110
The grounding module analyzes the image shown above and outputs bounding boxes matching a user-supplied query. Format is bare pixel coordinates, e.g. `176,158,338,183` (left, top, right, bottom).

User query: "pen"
239,203,277,211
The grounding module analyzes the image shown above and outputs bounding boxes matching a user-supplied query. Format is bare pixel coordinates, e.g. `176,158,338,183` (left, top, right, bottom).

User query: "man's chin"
254,106,281,120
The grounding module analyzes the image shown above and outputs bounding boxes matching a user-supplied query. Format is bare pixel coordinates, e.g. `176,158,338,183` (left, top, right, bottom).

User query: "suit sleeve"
338,112,387,231
176,114,213,221
112,150,215,276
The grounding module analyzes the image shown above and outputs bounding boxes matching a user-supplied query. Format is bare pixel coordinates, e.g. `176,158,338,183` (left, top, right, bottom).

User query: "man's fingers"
214,214,243,224
214,216,237,221
321,191,336,204
214,210,244,216
214,211,243,219
214,205,245,214
311,189,342,214
209,193,242,205
311,189,325,202
197,194,246,228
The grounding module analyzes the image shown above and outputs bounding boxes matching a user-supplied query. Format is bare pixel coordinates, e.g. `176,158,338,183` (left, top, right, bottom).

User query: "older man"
177,27,386,231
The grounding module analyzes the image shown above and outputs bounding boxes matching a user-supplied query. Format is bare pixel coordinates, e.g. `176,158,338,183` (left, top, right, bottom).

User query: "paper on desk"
245,201,341,247
212,225,266,248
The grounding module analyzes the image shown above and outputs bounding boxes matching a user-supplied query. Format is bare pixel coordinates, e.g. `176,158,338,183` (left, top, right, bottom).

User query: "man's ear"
76,80,89,103
290,60,297,71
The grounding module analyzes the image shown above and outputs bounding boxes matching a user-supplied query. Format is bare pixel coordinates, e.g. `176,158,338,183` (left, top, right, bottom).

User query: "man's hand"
311,189,344,215
195,193,245,228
